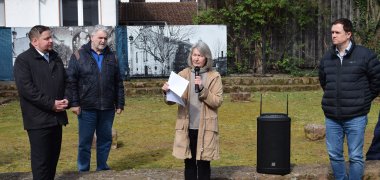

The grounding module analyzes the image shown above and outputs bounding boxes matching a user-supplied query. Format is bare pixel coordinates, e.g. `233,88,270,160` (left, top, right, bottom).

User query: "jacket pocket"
202,116,219,160
173,119,189,158
204,116,218,132
175,119,185,130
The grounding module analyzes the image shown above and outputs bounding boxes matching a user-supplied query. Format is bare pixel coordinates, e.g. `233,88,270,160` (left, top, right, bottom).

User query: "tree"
353,0,380,55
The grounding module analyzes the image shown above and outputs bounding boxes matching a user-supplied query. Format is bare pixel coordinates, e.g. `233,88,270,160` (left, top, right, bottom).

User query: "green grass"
0,91,378,172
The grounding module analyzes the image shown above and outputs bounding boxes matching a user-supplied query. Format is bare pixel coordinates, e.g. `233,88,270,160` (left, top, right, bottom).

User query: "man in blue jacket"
14,25,69,180
66,25,125,172
319,18,380,180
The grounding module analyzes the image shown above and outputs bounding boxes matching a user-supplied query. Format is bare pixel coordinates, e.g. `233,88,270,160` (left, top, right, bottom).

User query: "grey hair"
91,25,109,37
187,40,213,70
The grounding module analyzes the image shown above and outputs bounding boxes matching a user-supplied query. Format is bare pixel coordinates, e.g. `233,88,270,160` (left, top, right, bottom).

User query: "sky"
189,25,227,58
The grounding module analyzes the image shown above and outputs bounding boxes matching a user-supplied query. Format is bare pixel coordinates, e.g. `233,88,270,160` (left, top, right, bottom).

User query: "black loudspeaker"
256,95,291,175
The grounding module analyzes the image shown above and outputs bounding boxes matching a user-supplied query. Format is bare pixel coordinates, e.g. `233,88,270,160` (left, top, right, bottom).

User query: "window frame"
60,0,100,26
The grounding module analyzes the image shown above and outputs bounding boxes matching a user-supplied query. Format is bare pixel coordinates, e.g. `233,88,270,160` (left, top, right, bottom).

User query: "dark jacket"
14,44,68,130
319,42,380,120
66,42,125,110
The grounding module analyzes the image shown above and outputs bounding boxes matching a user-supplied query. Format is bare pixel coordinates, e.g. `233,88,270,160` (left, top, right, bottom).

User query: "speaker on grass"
256,94,291,175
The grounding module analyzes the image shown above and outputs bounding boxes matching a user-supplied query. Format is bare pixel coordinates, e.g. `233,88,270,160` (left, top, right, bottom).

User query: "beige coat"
165,68,223,161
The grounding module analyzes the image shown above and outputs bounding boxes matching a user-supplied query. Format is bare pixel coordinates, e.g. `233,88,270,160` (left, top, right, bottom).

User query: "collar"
335,41,352,55
91,48,104,55
35,48,48,57
191,66,208,74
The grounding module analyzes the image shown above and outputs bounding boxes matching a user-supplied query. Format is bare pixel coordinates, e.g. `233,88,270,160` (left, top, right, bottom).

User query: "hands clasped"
53,99,68,112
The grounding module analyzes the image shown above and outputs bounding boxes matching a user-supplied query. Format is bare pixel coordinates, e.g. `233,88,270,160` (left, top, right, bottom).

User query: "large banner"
4,25,227,80
11,26,116,68
122,25,227,77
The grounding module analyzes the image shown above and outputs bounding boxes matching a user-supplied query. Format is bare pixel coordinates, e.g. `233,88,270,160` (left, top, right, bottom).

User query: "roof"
119,2,197,25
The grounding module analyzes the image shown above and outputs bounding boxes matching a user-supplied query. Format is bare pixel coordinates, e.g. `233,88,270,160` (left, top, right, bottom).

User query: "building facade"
0,0,117,27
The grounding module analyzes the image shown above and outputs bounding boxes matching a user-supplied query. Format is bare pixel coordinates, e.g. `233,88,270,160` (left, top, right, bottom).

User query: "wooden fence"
270,0,379,68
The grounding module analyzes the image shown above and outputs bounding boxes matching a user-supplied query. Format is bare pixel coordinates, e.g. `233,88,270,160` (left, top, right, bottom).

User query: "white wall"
4,0,117,27
5,0,38,27
100,0,117,26
40,0,60,26
120,0,181,2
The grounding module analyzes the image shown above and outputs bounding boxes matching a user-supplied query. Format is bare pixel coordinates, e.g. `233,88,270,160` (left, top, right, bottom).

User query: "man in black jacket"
13,25,68,180
66,25,125,171
319,18,380,180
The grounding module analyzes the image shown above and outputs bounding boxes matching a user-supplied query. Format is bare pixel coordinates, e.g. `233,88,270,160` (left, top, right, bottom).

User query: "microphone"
194,66,200,93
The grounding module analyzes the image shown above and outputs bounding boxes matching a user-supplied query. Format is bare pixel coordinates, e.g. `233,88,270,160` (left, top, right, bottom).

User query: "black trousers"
367,111,380,160
184,129,211,180
27,125,62,180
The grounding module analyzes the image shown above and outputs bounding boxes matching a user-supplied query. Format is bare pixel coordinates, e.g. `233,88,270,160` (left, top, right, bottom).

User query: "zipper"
336,56,342,118
89,51,103,110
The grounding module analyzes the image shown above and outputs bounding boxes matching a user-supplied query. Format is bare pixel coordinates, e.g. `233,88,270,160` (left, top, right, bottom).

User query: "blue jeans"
77,109,115,171
325,115,367,180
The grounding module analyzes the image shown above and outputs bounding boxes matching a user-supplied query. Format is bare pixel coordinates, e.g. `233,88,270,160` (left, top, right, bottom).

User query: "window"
62,0,78,26
83,0,99,26
61,0,99,26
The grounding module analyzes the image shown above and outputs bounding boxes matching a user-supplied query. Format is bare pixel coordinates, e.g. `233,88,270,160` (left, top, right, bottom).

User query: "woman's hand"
195,76,203,91
161,82,170,94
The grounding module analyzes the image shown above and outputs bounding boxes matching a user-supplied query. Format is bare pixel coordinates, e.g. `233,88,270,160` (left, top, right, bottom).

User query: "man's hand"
71,106,81,115
53,99,69,112
116,108,123,114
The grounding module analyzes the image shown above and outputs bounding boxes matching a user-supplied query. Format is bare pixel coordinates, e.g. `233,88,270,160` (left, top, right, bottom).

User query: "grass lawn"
0,91,379,172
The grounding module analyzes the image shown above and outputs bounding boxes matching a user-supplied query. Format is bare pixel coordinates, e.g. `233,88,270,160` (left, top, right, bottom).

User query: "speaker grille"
257,113,291,175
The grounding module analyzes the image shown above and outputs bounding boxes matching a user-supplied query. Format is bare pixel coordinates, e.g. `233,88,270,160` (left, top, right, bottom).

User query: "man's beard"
98,44,106,50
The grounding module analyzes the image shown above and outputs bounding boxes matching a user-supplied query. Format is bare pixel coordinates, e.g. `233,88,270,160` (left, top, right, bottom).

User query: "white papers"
166,71,189,106
166,91,185,106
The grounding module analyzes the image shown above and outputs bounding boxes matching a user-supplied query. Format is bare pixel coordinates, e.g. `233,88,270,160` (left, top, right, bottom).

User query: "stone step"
224,84,321,93
0,76,322,97
125,87,162,96
0,97,14,105
222,77,319,86
125,79,166,88
0,82,17,91
0,90,18,98
124,84,321,96
124,77,320,89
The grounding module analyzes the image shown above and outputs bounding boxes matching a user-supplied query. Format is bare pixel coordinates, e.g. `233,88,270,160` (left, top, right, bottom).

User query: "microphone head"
194,66,200,72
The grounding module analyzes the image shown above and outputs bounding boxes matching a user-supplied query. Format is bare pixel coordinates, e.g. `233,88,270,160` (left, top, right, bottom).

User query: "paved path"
1,161,379,180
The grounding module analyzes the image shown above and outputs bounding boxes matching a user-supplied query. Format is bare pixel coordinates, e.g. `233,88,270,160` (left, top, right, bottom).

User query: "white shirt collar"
35,49,49,57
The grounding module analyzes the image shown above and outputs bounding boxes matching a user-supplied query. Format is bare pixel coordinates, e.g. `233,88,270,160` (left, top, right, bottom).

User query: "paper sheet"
166,90,185,106
166,71,189,106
